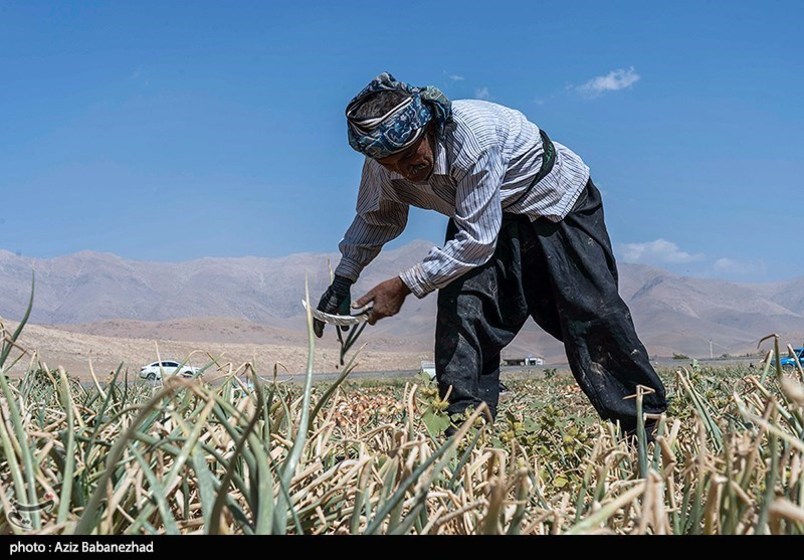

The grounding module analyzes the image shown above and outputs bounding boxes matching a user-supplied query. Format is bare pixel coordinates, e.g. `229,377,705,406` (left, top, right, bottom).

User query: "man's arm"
399,145,505,298
334,159,410,282
316,161,408,337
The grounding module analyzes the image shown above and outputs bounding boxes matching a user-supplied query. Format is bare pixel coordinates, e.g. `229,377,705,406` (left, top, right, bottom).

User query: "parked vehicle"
419,361,436,381
139,360,200,381
502,355,545,367
232,377,255,398
780,348,804,369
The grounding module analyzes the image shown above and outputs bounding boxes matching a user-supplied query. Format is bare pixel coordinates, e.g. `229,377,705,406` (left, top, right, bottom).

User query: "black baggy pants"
435,179,667,434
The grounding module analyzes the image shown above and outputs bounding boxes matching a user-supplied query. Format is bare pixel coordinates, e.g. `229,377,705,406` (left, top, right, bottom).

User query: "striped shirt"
335,99,591,298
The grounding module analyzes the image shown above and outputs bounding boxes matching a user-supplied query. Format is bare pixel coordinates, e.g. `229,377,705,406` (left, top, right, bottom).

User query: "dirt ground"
6,321,431,380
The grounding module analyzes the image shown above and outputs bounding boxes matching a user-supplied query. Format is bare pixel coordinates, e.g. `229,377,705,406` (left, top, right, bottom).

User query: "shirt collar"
431,136,449,177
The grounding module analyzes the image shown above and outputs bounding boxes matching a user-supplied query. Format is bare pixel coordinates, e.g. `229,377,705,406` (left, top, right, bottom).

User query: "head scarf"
346,72,452,159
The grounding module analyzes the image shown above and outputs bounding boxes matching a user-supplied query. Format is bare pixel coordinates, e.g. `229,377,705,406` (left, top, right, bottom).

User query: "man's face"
375,129,434,182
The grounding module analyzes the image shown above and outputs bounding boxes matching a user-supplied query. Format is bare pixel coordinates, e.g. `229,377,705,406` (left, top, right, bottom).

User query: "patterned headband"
346,72,452,160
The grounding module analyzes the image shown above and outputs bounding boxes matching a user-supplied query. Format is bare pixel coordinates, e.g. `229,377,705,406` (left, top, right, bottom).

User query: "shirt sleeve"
399,146,504,298
334,159,410,282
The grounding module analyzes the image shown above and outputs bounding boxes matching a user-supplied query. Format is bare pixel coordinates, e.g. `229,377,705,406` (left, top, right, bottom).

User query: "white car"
139,360,200,381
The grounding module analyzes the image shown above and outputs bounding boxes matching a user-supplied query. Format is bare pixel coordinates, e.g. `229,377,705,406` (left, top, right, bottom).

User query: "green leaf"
421,409,450,438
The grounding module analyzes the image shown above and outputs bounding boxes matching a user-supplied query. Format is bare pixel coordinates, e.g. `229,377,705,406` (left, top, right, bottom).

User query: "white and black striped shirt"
335,99,591,298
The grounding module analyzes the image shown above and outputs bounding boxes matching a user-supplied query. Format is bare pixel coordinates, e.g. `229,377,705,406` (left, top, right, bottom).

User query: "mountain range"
1,244,802,373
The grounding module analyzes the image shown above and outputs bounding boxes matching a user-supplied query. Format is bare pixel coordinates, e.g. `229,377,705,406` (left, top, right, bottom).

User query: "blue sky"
1,1,801,282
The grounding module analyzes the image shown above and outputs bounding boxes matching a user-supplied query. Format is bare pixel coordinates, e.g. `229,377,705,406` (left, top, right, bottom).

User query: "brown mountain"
1,245,803,370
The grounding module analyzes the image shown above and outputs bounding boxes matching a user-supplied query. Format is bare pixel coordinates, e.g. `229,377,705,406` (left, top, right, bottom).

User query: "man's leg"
529,179,667,434
435,217,530,421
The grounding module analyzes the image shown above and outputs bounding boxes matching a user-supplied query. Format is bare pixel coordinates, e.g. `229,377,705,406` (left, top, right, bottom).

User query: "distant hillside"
1,244,802,361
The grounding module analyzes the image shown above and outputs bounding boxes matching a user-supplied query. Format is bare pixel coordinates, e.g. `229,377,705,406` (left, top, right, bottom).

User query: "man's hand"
313,275,353,338
354,276,411,325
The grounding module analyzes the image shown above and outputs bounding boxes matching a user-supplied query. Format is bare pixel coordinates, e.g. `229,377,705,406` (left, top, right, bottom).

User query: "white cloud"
475,87,491,100
448,74,465,81
713,258,767,276
619,239,705,265
577,67,640,98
